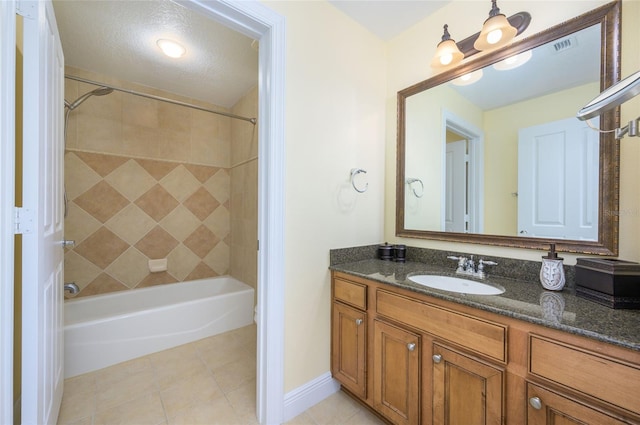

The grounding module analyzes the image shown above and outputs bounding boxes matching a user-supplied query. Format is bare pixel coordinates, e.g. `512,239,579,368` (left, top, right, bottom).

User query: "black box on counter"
575,258,640,309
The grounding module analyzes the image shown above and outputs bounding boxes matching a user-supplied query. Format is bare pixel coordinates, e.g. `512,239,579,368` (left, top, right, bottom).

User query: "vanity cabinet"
432,343,504,425
331,276,368,398
373,319,420,425
330,271,640,425
526,383,630,425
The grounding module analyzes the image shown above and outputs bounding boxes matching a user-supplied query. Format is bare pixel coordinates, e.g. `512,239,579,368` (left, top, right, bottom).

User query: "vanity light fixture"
157,39,186,58
430,9,530,70
430,25,464,69
474,0,518,51
493,50,533,71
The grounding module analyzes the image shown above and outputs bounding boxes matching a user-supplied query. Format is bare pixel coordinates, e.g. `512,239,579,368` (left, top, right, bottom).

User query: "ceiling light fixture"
493,50,533,71
451,69,484,86
157,39,186,58
430,25,464,69
474,0,518,51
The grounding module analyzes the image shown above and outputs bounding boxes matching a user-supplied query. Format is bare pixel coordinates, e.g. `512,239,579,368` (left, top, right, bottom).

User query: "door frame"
177,1,286,424
442,110,484,234
0,2,17,424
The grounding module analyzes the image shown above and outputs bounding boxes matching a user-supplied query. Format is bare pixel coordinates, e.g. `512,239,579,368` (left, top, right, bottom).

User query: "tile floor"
57,324,385,425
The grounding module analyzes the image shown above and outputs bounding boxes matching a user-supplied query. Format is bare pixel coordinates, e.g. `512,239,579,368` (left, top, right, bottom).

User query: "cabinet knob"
529,397,542,410
407,343,416,351
355,318,363,326
432,354,442,363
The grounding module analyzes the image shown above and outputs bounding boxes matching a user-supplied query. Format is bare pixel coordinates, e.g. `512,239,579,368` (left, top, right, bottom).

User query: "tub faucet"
64,282,79,296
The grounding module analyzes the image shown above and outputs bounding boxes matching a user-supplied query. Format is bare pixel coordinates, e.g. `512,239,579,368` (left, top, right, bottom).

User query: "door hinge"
257,240,260,251
16,1,36,19
14,207,34,234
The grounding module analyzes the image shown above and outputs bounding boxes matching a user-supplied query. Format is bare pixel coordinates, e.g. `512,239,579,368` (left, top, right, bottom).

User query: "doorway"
442,110,484,234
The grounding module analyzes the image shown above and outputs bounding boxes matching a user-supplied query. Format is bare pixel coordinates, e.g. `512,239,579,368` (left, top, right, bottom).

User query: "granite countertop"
330,259,640,352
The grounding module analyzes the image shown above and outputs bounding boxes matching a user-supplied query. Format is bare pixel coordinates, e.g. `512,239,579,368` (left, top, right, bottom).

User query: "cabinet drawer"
529,334,640,414
376,290,506,362
334,277,367,310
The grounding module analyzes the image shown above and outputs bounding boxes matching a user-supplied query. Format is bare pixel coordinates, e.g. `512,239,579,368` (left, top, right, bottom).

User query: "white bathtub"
64,276,254,378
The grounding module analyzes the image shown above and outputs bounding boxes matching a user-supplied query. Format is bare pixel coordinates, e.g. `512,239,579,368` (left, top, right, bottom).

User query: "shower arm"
64,75,257,125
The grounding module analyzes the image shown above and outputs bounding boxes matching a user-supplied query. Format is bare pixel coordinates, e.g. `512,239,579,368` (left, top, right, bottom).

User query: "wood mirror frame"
396,1,621,255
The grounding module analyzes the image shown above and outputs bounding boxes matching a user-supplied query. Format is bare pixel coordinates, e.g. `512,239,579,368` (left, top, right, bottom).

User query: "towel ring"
406,178,424,198
350,168,368,193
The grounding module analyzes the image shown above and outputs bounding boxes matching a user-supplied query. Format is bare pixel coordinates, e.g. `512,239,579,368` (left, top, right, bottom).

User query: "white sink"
408,275,505,295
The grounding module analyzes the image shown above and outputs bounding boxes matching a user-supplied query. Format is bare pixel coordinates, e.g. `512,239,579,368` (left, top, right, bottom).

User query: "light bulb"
440,53,453,66
487,29,503,45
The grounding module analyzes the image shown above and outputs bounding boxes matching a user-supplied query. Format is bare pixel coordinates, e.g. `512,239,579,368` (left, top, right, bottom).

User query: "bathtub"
64,276,254,378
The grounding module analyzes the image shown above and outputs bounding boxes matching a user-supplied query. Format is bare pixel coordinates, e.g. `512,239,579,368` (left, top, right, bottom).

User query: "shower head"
64,86,113,111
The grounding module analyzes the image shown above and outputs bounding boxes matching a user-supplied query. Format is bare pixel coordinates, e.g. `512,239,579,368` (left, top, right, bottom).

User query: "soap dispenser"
540,244,565,291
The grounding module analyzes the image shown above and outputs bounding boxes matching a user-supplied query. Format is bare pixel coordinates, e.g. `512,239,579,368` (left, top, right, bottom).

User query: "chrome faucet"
447,255,498,279
64,282,79,295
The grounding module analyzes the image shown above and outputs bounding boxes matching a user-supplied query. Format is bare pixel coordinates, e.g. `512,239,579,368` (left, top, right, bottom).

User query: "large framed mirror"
396,1,620,255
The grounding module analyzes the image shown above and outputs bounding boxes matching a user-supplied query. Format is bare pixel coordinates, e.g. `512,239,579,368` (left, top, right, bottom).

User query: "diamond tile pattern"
184,187,220,221
135,226,179,259
135,184,179,222
64,151,231,298
74,227,129,269
74,181,129,223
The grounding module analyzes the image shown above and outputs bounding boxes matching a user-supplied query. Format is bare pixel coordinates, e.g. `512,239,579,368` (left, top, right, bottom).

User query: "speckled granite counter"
330,258,640,352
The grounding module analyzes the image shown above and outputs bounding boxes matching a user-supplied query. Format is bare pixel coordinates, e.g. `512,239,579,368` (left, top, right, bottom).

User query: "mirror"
397,1,620,255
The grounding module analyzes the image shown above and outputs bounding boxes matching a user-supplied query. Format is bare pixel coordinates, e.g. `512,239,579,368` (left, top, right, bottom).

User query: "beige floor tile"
160,372,225,417
210,353,256,394
225,378,257,422
57,374,97,424
95,367,157,411
166,395,243,425
343,407,387,424
57,416,93,425
305,391,361,425
95,356,153,388
94,391,166,425
284,411,318,425
151,345,212,390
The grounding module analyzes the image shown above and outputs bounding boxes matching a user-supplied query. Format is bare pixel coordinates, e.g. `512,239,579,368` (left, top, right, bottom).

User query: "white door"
517,117,599,240
21,1,65,424
445,139,467,232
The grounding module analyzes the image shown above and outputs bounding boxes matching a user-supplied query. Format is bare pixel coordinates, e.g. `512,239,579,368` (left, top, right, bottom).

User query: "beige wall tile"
160,165,201,202
160,206,201,242
105,204,156,246
104,159,157,202
64,152,102,200
64,203,102,246
105,247,150,288
64,250,102,291
167,244,201,280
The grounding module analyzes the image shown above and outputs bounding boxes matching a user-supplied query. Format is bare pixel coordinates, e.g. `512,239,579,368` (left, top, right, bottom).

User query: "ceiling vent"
550,36,578,54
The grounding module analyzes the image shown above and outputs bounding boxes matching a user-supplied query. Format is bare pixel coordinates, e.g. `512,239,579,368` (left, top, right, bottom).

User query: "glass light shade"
474,14,517,51
431,39,464,69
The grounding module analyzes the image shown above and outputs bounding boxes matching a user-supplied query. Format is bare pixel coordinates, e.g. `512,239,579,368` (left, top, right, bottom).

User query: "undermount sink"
408,275,505,295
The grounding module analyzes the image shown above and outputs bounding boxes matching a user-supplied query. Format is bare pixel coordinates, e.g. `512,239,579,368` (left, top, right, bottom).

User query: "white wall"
385,0,640,264
261,1,387,392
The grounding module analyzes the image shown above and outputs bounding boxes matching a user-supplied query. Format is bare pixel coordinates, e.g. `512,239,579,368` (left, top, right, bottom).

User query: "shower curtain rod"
64,75,257,125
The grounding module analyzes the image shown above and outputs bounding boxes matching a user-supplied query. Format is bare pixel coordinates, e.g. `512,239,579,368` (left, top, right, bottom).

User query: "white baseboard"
283,372,341,422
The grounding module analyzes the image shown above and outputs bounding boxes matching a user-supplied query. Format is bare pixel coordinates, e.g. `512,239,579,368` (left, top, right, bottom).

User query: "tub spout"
64,282,79,295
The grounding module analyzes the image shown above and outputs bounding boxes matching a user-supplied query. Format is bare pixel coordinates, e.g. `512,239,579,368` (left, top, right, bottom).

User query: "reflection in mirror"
397,1,620,255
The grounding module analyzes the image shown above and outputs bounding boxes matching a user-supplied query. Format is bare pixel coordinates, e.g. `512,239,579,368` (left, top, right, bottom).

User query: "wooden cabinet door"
332,302,367,398
373,319,420,425
432,343,504,425
527,383,631,425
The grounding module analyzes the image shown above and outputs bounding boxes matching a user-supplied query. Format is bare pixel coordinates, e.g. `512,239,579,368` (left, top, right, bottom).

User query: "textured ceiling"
53,0,258,108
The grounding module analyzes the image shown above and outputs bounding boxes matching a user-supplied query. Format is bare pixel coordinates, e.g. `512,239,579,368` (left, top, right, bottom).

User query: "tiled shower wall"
64,67,257,297
230,86,258,290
